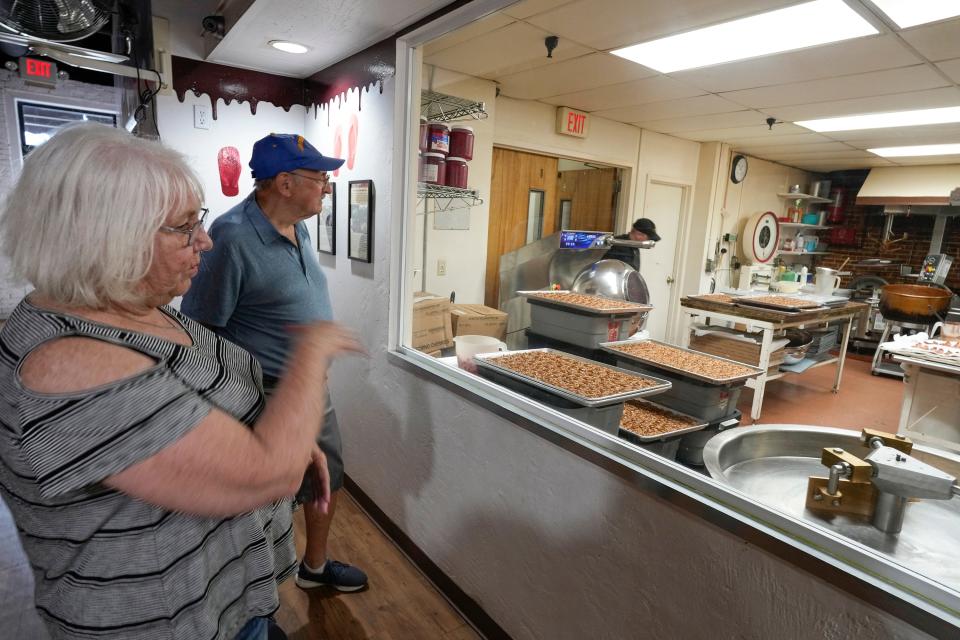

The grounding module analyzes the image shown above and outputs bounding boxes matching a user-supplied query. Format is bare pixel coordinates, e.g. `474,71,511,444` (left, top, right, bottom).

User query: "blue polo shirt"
181,193,333,378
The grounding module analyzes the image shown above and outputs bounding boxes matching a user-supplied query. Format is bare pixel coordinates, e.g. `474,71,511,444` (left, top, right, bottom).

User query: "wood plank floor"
276,495,480,640
0,492,480,640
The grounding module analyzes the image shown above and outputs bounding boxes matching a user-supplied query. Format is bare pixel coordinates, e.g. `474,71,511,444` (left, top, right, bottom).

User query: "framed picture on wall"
348,180,374,263
316,182,336,255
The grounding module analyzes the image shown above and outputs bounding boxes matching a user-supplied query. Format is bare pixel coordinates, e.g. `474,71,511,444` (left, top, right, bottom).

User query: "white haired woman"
0,123,362,640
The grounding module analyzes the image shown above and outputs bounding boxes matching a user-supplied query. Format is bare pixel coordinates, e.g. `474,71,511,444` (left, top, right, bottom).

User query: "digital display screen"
559,230,605,249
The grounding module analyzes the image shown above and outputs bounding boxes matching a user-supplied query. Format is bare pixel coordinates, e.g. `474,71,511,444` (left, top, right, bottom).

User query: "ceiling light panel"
797,106,960,131
269,40,308,54
869,143,960,156
610,0,878,73
870,0,960,29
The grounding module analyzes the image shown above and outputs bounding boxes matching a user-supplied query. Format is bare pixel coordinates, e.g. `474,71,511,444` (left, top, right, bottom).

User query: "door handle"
666,276,675,284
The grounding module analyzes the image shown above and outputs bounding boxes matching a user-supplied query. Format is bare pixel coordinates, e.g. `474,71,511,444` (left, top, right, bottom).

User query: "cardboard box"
450,304,508,340
412,292,454,353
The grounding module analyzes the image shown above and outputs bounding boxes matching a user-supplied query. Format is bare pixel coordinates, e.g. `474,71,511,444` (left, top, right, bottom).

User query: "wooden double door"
485,147,618,308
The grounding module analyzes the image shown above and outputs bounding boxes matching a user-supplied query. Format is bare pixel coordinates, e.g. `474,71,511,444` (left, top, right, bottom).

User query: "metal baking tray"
734,295,824,313
617,398,708,443
473,348,671,407
519,290,652,316
599,339,764,385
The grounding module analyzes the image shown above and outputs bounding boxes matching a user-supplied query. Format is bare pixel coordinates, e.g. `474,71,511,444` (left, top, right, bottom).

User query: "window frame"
388,1,960,633
17,100,117,157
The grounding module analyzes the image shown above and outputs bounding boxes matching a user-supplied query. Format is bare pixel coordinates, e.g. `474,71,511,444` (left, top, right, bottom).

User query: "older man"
605,217,660,271
181,133,367,593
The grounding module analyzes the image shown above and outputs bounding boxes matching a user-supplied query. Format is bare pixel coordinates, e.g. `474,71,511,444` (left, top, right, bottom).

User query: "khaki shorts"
261,375,344,494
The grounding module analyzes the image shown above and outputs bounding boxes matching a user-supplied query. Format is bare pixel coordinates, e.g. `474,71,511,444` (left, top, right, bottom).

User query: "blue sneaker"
295,559,368,592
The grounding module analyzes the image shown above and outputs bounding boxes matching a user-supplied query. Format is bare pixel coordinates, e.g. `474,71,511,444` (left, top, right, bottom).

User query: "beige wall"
702,152,817,291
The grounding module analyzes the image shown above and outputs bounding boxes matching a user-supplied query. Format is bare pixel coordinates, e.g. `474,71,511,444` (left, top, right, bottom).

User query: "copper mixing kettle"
879,284,952,325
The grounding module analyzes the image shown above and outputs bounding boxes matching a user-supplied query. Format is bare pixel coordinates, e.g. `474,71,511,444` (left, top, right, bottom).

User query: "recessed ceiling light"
868,143,960,157
869,0,960,29
269,40,308,54
610,0,877,73
797,106,960,132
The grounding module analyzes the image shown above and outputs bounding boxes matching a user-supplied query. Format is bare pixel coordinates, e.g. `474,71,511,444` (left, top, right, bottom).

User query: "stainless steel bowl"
704,425,960,592
571,259,650,304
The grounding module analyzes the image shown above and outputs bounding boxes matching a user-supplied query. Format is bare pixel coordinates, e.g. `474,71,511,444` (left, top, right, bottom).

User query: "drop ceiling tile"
935,58,960,83
716,132,833,148
775,87,960,122
636,110,769,134
497,52,656,100
541,74,702,112
593,95,745,123
825,123,960,145
423,21,591,80
721,65,948,110
735,141,857,155
524,0,798,51
423,13,516,57
899,17,960,62
683,123,810,142
893,155,960,165
671,35,920,93
768,151,880,163
502,0,580,19
785,158,896,171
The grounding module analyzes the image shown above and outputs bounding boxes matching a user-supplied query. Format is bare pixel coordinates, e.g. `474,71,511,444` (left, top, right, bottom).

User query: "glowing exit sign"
19,57,58,87
556,106,589,138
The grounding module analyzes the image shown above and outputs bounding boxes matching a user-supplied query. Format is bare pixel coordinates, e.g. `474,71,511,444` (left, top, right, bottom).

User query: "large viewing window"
392,1,960,634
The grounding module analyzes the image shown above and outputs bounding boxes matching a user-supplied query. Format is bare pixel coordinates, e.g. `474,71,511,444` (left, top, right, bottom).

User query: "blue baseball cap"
249,133,344,179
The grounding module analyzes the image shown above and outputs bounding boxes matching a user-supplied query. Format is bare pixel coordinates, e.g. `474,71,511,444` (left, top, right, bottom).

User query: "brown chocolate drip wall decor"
172,56,307,119
304,38,396,118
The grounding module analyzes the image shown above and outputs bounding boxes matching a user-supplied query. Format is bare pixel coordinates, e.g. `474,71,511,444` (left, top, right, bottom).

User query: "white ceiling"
153,0,960,173
420,0,960,172
153,0,451,78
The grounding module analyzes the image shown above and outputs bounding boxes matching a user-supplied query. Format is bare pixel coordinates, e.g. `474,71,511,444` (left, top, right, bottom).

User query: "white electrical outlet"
437,259,446,276
193,104,211,130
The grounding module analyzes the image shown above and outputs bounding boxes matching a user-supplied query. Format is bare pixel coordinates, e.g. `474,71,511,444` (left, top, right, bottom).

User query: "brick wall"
0,69,122,317
814,171,960,292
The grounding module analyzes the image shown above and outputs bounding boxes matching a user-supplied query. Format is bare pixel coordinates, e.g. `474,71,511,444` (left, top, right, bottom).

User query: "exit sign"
556,106,589,138
19,57,58,88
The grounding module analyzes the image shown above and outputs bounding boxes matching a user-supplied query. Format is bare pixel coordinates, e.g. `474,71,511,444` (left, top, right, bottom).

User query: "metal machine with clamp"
806,428,960,533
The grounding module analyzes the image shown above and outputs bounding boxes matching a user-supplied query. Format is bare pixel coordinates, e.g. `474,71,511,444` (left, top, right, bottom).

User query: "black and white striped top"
0,299,296,640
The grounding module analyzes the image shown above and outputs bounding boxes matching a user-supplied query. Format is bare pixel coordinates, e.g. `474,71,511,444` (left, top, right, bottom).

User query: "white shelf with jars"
777,187,836,255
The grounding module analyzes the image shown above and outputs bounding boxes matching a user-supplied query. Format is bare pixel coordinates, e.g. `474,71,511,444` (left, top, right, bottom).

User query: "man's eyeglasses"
159,208,209,247
289,171,330,186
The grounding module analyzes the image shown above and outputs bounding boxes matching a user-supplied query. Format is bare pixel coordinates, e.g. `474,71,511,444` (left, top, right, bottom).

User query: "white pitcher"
814,267,841,296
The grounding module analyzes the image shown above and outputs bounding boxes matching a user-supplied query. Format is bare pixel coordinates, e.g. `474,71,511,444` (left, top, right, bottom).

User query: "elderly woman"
0,123,361,640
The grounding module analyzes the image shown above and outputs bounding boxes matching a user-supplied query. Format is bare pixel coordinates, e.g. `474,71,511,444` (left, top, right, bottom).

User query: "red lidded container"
827,187,846,224
418,117,428,152
421,152,446,185
426,121,450,155
444,157,468,189
449,126,474,160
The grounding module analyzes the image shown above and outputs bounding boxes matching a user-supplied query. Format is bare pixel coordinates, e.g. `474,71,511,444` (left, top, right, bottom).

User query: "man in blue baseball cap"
182,133,369,594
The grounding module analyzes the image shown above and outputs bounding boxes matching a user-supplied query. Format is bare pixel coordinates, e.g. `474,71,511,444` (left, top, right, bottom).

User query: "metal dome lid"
571,259,650,305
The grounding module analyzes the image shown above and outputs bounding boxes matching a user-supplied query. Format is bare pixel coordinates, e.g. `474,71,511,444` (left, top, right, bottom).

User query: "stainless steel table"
680,299,869,422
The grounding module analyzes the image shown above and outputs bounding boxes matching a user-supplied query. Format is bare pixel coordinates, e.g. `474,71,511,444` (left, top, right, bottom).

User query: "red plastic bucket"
421,152,446,185
426,122,450,155
449,126,474,160
444,157,468,189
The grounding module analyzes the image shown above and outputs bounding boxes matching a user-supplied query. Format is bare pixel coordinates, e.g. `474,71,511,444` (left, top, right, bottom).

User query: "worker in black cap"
605,218,660,271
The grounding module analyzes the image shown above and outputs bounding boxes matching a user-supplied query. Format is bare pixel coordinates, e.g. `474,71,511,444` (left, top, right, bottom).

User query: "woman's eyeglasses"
159,208,210,247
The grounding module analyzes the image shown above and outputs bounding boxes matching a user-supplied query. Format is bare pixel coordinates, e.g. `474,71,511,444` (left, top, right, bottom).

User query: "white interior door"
642,180,686,342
